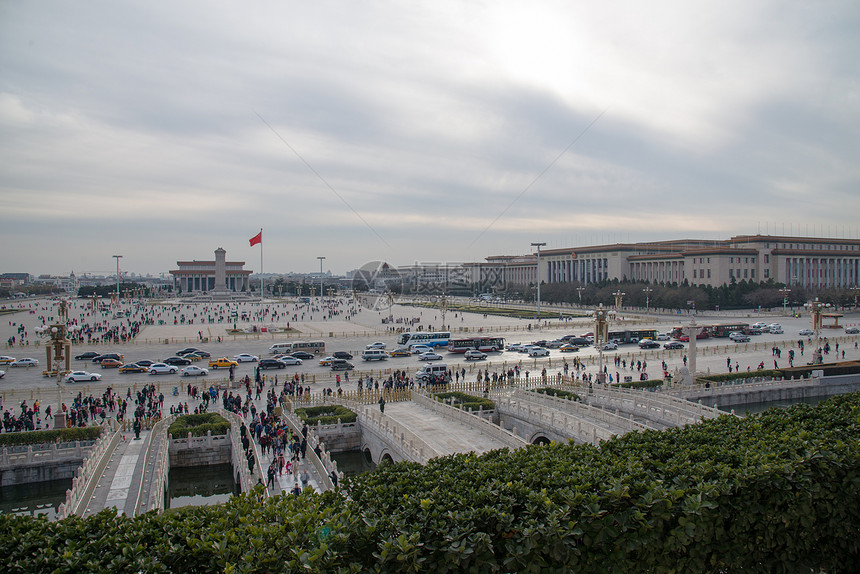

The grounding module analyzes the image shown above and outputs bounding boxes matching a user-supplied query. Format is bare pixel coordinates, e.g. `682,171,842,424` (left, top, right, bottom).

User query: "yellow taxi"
388,348,412,357
209,357,239,369
559,344,580,352
318,356,335,366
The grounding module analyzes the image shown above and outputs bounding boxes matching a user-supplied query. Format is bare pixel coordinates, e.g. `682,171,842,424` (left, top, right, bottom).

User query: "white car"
10,358,39,367
418,352,443,361
181,365,209,377
602,342,618,351
65,371,102,382
656,333,671,341
410,345,433,355
0,369,4,379
148,363,178,375
234,353,259,363
729,332,751,343
464,350,487,361
769,327,784,334
528,347,550,357
506,343,524,352
275,355,303,365
799,329,814,336
752,322,768,329
366,342,387,350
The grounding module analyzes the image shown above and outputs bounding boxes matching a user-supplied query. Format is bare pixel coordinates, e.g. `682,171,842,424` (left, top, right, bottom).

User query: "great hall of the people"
469,235,860,290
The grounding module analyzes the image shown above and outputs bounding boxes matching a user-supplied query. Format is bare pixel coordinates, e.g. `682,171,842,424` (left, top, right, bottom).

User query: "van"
269,343,293,354
361,349,388,361
415,363,448,381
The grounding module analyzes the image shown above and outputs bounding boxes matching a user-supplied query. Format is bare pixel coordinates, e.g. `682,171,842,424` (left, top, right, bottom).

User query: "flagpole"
259,228,264,304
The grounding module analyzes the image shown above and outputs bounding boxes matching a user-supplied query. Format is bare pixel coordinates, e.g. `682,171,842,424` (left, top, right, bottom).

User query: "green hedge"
698,369,783,384
294,405,357,426
167,413,230,438
613,378,664,389
533,387,580,401
0,426,102,447
432,391,494,411
1,393,859,572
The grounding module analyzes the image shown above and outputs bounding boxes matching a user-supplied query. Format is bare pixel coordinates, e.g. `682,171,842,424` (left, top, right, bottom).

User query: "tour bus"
288,341,326,355
396,331,451,348
605,329,657,344
447,336,506,353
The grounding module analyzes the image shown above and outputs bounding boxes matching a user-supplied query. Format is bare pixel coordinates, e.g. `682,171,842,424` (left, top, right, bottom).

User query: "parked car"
181,365,209,377
148,363,178,375
290,351,314,360
100,358,123,368
259,358,286,369
418,352,444,361
74,351,101,361
388,348,412,358
65,370,102,382
664,341,685,350
464,350,487,361
234,353,259,363
10,358,39,367
799,329,814,336
729,332,751,343
118,363,148,374
602,342,618,351
92,353,124,364
528,347,550,357
332,351,353,360
163,356,192,366
365,342,386,350
209,357,239,369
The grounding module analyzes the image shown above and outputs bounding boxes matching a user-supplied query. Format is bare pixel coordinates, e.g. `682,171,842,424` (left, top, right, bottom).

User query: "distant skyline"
2,1,859,276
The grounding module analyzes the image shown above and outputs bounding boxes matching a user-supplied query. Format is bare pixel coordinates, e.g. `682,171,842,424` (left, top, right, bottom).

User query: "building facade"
538,235,860,289
169,248,252,294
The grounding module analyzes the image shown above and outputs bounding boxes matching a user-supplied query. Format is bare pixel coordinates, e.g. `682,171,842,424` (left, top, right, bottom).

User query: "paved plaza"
1,295,859,421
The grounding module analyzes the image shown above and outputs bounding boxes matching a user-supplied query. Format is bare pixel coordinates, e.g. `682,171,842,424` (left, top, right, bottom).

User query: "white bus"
397,331,451,348
289,341,326,355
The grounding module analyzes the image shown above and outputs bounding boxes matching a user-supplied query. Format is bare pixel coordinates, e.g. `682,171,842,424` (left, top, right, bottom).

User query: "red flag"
249,231,262,247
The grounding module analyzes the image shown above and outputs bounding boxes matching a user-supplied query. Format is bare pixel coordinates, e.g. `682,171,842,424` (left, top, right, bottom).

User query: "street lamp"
612,290,626,310
317,256,326,302
593,304,614,384
804,297,830,339
112,255,122,305
576,286,585,306
779,287,791,316
35,299,80,429
642,286,653,311
851,286,860,309
531,242,546,327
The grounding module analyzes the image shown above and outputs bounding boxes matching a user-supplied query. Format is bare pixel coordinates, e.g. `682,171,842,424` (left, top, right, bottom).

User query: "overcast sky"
2,1,859,277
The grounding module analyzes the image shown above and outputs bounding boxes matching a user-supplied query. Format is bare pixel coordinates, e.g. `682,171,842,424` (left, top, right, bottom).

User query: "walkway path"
82,428,155,517
382,401,512,456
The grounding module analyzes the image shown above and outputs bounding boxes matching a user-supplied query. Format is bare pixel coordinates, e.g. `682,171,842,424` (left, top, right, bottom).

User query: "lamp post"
531,242,546,327
779,287,791,316
36,299,80,429
593,304,614,384
804,297,829,339
612,290,625,310
112,255,122,306
642,286,653,311
317,256,326,302
576,286,585,307
851,286,860,310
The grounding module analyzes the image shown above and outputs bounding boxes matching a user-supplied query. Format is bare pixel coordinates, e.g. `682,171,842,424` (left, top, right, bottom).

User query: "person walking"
378,396,385,413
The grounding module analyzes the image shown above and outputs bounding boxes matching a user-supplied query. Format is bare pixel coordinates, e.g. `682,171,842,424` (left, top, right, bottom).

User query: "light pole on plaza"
804,297,829,339
593,304,613,384
317,256,326,302
112,255,122,305
779,287,791,316
851,286,860,310
642,286,653,311
531,242,546,327
612,290,625,310
576,286,585,307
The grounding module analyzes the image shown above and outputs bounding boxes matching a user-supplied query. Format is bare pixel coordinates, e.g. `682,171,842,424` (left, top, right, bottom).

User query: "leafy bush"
2,393,859,572
0,426,102,447
533,387,580,401
167,413,230,438
614,378,664,389
698,369,783,384
294,405,357,425
432,391,494,411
